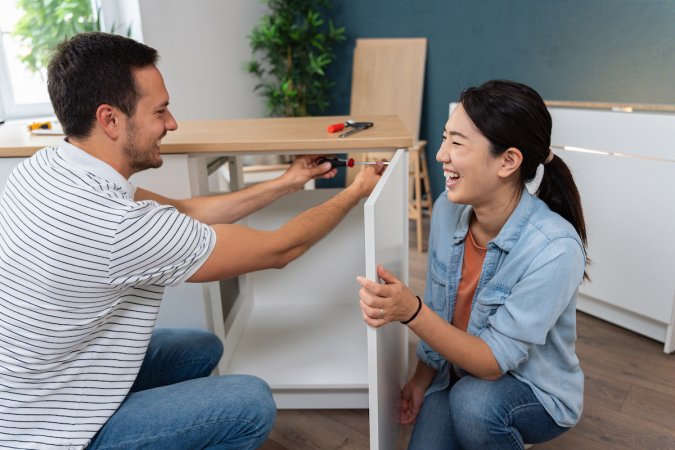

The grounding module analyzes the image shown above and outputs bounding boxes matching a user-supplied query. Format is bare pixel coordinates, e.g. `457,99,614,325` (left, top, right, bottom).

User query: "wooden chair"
346,38,432,252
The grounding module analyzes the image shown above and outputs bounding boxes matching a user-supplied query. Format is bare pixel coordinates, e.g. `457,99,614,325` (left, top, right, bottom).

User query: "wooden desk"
0,115,412,450
0,115,411,156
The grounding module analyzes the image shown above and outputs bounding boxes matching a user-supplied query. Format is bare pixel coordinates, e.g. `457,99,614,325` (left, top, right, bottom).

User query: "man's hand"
349,160,387,198
277,155,338,193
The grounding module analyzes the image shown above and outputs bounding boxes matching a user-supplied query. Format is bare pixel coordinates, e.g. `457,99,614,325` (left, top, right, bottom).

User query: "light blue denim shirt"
417,189,585,427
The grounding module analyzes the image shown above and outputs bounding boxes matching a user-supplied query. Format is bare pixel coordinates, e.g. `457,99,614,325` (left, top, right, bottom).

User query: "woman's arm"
358,265,502,380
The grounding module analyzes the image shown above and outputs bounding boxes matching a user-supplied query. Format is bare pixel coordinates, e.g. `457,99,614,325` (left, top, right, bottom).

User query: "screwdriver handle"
327,120,356,133
327,123,345,133
317,157,345,168
317,157,356,169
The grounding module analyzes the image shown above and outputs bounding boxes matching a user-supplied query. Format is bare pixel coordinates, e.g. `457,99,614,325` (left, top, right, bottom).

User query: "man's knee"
153,328,224,366
220,374,277,438
192,329,224,364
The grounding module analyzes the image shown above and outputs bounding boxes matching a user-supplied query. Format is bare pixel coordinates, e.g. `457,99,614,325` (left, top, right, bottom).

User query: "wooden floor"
261,218,675,450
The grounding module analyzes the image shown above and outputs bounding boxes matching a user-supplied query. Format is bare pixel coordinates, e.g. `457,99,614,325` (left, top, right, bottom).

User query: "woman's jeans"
408,373,569,449
87,328,276,449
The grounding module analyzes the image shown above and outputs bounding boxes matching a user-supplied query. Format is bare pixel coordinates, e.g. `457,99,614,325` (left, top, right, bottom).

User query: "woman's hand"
399,378,426,425
357,264,419,328
400,362,436,424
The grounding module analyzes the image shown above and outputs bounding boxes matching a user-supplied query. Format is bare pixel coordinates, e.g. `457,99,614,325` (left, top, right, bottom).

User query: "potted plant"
246,0,345,117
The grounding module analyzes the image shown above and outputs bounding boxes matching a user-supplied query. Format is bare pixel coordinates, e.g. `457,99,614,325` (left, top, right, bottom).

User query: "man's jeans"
407,373,569,449
87,328,276,449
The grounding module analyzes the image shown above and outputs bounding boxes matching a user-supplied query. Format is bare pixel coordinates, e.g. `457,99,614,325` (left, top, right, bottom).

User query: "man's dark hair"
47,32,159,139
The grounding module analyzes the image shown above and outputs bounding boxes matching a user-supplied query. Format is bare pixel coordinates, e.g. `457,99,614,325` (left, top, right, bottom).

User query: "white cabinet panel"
365,150,409,450
225,189,370,406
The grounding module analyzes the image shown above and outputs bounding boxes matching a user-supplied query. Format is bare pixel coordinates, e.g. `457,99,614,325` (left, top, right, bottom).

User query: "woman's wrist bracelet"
401,296,422,325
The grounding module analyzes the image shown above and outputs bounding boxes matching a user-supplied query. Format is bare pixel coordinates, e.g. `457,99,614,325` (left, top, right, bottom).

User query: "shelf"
225,302,369,390
224,302,370,408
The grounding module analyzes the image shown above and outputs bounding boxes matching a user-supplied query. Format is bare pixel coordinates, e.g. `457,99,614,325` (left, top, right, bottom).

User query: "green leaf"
244,0,346,117
11,0,132,73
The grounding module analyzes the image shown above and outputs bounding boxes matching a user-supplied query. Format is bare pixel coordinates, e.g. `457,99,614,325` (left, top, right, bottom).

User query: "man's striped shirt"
0,141,215,449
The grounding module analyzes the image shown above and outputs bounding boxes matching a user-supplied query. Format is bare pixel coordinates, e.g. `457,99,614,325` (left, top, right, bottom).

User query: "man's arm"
135,156,336,224
187,165,383,282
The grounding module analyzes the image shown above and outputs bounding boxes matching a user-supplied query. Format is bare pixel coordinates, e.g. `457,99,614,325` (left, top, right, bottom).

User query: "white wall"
138,0,268,120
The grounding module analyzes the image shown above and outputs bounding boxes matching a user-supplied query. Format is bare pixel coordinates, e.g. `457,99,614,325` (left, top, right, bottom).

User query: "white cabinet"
135,150,409,448
549,107,675,353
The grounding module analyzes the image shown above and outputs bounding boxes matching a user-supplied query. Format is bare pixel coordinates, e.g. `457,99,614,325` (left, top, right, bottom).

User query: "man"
0,32,383,449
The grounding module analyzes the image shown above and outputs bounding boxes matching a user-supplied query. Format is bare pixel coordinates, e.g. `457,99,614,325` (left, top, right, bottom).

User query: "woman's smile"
444,168,460,189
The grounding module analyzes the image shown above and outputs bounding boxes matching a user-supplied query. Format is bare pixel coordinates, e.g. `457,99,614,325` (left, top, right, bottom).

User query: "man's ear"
498,147,523,178
95,104,122,140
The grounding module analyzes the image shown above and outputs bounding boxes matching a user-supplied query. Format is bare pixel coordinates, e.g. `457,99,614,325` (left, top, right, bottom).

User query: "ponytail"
459,80,589,278
537,154,590,279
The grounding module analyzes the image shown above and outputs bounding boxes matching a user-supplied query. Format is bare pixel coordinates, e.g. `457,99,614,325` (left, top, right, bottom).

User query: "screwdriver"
317,157,389,169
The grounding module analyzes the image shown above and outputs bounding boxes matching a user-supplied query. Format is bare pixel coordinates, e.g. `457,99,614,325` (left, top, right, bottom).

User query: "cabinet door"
364,149,409,450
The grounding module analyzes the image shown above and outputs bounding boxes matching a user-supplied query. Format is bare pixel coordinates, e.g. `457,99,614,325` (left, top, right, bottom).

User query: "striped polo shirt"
0,141,216,449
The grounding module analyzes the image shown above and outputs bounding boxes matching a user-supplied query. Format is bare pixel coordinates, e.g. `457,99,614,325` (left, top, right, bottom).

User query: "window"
0,0,141,122
0,0,55,120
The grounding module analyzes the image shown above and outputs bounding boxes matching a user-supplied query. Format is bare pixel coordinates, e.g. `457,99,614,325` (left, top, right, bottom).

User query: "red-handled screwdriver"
326,120,355,133
317,157,389,169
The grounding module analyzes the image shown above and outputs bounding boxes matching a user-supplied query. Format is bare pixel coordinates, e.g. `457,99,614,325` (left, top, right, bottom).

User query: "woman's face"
436,104,505,206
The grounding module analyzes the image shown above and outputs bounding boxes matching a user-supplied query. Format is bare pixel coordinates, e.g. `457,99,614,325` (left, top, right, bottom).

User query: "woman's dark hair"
47,32,159,139
460,80,588,273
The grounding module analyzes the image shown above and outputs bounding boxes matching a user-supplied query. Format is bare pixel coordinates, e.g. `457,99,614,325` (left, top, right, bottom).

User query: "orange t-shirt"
452,230,487,332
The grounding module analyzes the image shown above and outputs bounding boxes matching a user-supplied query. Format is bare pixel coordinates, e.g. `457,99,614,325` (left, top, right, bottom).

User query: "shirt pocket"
471,286,509,330
428,256,447,315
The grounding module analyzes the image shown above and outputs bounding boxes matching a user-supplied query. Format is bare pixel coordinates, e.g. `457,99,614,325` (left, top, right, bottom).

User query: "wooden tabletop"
0,115,412,158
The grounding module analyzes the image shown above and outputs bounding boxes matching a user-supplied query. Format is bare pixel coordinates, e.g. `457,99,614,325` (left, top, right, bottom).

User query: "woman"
357,80,587,449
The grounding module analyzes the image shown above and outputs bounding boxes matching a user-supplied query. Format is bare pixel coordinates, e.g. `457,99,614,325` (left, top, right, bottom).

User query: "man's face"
123,65,177,173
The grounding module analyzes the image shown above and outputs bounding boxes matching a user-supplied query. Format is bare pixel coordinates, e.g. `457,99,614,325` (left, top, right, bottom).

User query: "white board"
365,149,409,450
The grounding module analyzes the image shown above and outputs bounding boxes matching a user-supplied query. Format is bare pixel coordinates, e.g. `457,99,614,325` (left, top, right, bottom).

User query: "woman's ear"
95,104,122,140
498,147,523,178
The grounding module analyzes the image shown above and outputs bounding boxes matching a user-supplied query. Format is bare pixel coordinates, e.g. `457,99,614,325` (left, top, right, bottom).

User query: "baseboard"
577,293,673,353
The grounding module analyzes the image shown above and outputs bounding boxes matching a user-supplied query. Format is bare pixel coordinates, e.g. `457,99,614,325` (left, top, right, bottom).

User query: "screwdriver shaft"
352,161,390,165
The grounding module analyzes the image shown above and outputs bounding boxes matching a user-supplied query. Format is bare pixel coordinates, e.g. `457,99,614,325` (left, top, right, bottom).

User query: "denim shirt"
417,189,585,427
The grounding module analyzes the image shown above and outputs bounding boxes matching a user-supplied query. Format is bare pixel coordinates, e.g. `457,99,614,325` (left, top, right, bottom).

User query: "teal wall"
324,0,675,198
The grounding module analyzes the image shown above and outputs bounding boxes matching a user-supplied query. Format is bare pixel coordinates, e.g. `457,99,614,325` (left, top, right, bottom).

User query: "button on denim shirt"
418,189,585,427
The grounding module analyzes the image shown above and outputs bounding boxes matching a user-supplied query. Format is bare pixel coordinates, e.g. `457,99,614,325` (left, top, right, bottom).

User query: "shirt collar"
452,190,536,252
58,139,137,198
490,191,535,252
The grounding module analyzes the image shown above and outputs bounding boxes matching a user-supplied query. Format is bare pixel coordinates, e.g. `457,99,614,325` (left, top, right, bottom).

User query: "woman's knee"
448,377,501,437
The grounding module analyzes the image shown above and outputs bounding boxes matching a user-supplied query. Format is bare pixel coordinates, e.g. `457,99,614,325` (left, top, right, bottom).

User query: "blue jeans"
87,328,276,449
408,373,569,449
